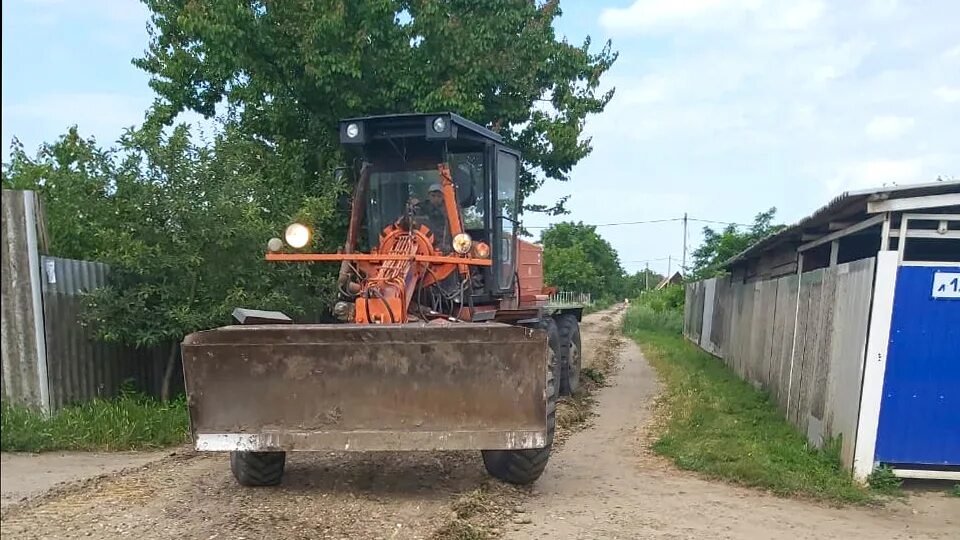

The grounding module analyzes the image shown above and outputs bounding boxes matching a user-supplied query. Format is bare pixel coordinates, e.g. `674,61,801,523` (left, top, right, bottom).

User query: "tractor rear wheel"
230,451,286,486
557,313,582,396
481,317,559,485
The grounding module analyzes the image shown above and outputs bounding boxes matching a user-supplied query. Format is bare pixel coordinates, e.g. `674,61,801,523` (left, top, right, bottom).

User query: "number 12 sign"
932,272,960,299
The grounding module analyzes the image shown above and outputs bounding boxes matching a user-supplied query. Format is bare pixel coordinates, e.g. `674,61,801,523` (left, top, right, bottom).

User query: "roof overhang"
722,180,960,269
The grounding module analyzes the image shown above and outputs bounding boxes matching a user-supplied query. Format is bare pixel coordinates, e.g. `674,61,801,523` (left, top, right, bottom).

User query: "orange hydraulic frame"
267,163,491,324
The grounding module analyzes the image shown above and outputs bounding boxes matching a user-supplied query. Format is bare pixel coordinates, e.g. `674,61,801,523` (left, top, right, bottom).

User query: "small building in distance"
655,271,683,290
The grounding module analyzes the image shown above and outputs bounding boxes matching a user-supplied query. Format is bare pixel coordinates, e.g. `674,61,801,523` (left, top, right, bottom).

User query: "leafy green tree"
135,0,617,215
690,207,785,279
542,244,600,296
3,129,127,259
541,221,624,299
3,126,337,399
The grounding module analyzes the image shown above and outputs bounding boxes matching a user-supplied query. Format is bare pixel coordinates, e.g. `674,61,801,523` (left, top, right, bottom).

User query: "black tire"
230,451,286,486
557,313,582,396
481,317,560,485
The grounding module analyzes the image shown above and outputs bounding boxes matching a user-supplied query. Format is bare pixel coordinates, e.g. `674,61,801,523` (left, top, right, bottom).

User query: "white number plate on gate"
932,272,960,299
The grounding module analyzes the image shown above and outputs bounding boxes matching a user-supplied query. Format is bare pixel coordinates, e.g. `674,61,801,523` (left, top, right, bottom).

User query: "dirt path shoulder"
504,310,958,539
1,451,168,509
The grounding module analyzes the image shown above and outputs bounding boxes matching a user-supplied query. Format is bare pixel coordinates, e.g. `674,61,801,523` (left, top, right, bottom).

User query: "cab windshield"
365,155,484,251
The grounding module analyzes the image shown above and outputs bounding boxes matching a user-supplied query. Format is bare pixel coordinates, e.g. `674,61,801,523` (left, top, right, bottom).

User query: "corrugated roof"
723,180,960,268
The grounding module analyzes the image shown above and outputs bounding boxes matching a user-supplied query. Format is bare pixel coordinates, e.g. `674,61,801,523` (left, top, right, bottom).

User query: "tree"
134,0,617,215
540,221,625,299
542,244,601,296
690,207,785,279
3,126,337,400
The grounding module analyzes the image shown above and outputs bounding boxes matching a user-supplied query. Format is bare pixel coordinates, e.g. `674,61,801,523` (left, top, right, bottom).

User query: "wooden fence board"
796,271,825,433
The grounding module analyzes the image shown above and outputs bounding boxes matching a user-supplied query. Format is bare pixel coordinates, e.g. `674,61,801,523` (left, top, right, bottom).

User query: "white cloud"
598,0,762,33
933,86,960,103
865,115,915,140
865,0,900,17
592,2,957,191
21,0,148,24
804,39,875,87
828,158,929,193
757,0,825,30
943,45,960,59
2,92,149,147
598,0,826,34
615,75,669,105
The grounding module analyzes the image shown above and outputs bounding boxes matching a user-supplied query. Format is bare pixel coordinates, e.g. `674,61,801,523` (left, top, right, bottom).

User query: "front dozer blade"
181,323,548,452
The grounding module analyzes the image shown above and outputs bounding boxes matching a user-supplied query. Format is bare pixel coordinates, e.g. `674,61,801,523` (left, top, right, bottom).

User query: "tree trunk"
160,342,179,402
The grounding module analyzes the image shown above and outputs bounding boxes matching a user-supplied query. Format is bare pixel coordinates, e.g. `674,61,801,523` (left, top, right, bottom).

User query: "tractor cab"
339,113,521,297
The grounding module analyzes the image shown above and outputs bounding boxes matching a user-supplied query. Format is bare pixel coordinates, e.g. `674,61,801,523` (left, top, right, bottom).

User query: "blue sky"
3,0,959,277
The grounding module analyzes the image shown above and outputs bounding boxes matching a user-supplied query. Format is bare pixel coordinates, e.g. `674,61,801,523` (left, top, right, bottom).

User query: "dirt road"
2,307,956,539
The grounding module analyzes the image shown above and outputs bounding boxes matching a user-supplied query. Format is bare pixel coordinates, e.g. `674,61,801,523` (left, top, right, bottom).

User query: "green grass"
950,484,960,497
623,303,683,335
866,464,903,495
624,303,876,504
1,394,189,452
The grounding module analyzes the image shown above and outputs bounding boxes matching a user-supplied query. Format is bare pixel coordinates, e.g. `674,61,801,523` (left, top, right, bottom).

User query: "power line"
526,216,750,230
525,217,681,230
688,217,752,227
623,256,675,263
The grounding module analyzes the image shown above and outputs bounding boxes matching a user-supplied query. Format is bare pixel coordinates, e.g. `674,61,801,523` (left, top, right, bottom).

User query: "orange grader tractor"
181,113,583,487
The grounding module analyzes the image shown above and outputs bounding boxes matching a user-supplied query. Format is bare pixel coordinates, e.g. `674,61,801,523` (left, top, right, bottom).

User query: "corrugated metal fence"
2,190,175,411
684,257,876,468
40,257,176,409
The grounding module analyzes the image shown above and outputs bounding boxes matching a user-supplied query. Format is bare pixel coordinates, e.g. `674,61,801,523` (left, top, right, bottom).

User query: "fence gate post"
24,191,51,413
1,190,50,413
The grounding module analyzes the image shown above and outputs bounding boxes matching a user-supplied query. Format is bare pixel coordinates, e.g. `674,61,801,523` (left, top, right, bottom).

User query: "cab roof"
339,112,504,145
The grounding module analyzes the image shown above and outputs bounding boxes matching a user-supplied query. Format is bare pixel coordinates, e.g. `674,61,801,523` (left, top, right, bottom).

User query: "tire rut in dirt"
481,317,559,485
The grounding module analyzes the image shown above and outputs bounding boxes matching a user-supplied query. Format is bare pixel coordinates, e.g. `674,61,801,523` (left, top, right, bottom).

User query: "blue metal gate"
874,264,960,466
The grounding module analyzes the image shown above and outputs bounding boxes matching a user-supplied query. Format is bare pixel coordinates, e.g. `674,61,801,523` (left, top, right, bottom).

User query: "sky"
3,0,959,277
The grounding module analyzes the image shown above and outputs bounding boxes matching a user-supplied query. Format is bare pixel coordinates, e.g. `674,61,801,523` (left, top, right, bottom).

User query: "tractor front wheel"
557,313,582,396
481,317,560,485
230,451,286,486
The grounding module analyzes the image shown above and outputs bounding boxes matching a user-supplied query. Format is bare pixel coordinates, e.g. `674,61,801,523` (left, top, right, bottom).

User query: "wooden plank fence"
684,257,876,468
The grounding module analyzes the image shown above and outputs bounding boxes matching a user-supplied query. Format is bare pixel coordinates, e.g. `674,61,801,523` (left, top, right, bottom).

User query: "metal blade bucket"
181,323,548,452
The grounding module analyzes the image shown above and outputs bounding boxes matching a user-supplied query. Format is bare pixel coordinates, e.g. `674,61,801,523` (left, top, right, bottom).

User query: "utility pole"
645,262,649,291
682,212,688,277
667,255,672,278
